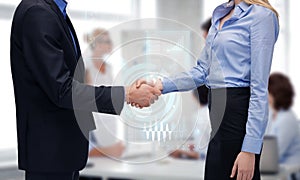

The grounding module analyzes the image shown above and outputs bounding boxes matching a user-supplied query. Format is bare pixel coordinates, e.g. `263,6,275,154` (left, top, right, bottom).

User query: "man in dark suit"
10,0,160,179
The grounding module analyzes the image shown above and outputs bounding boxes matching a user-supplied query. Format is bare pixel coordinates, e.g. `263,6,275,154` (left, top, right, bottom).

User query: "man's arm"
22,6,158,114
21,6,124,114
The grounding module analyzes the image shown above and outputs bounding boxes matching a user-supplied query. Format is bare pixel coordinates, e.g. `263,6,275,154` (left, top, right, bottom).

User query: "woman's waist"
207,82,250,96
208,86,250,102
206,75,250,89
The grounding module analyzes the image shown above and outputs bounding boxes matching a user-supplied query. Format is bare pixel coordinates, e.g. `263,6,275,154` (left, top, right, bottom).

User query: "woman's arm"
161,45,210,94
231,8,279,180
242,10,279,154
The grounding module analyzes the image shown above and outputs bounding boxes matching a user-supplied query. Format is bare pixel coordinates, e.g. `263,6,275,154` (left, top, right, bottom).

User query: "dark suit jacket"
10,0,125,172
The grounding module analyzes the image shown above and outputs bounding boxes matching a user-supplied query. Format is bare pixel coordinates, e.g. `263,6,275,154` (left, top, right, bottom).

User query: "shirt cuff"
88,144,93,152
241,135,263,154
162,77,177,94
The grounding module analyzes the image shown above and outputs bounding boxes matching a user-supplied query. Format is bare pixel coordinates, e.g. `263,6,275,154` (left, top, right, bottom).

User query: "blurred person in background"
266,73,300,165
200,17,212,39
170,18,211,160
84,28,125,158
84,28,114,86
170,86,210,160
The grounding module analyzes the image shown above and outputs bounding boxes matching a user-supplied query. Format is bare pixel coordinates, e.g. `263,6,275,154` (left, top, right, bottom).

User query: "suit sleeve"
21,6,124,115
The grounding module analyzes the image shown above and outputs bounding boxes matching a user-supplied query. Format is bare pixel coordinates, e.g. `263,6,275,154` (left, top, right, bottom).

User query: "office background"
0,0,299,178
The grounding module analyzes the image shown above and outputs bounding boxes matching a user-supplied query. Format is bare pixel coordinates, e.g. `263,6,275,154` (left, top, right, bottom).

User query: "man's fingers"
131,102,143,109
230,162,237,178
150,98,155,104
136,104,142,109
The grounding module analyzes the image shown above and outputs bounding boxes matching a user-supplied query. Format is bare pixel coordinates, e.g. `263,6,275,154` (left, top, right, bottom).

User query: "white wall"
0,19,17,150
289,1,300,117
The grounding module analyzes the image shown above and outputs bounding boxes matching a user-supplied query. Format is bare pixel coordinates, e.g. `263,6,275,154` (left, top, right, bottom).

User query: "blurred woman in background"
84,28,125,158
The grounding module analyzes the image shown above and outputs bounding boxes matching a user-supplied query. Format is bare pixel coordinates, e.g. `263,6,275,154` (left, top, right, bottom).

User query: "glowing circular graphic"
114,55,183,130
72,18,226,163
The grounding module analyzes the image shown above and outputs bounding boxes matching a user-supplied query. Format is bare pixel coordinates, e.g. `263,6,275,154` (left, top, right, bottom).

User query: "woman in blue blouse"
136,0,279,179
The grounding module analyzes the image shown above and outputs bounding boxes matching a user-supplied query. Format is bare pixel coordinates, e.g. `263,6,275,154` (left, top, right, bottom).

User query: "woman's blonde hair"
84,28,110,50
243,0,279,17
84,28,109,44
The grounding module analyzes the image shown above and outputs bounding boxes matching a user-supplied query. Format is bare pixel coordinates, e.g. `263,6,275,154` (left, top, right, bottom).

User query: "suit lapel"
66,16,86,82
44,0,78,60
44,0,85,81
66,16,81,59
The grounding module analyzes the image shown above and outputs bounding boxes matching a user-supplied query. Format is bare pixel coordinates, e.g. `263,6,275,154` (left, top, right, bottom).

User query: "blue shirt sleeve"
241,10,279,154
162,45,210,94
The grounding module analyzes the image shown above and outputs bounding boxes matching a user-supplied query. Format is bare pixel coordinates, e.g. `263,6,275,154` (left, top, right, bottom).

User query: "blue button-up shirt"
162,1,279,154
53,0,77,55
53,0,67,18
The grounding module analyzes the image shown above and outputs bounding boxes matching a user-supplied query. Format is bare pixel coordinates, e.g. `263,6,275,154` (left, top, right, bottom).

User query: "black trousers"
204,87,261,180
25,171,79,180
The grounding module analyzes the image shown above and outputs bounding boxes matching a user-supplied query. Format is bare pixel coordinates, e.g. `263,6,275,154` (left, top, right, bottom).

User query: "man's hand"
125,80,161,108
230,152,255,180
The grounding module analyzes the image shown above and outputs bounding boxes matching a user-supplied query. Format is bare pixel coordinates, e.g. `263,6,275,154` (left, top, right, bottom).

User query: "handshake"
125,79,163,108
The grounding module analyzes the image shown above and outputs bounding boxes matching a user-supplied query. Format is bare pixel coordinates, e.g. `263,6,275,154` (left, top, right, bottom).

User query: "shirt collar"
223,0,249,12
212,0,250,28
53,0,67,19
224,0,235,9
236,1,250,12
212,2,234,27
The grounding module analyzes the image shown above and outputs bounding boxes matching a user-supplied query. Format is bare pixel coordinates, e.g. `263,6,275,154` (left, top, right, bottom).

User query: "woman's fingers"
135,79,155,88
230,161,237,178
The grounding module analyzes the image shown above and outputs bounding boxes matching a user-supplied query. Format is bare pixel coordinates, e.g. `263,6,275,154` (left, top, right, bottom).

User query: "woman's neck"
234,0,242,5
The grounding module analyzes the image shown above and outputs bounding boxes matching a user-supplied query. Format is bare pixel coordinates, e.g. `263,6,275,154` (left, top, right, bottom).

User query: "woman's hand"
230,151,255,180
